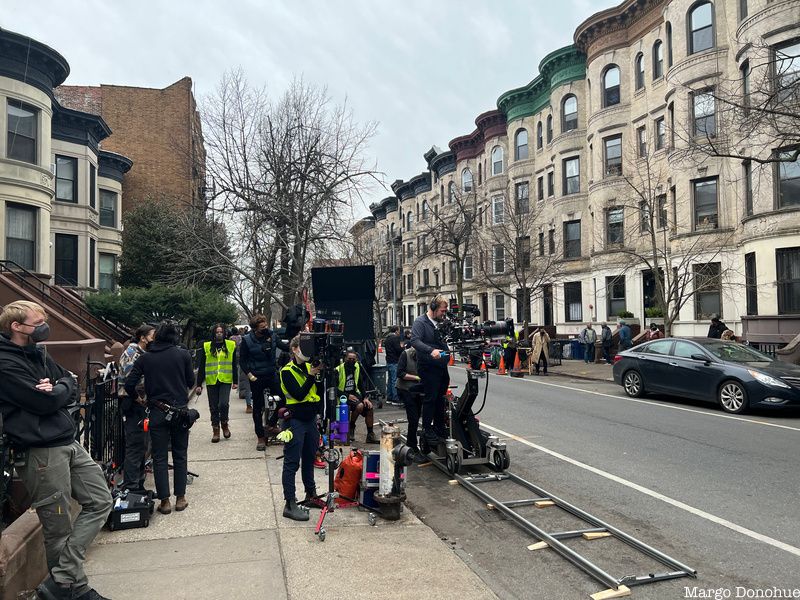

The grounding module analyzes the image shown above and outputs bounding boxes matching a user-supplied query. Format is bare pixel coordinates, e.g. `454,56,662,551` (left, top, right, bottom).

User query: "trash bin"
368,364,387,398
570,339,584,361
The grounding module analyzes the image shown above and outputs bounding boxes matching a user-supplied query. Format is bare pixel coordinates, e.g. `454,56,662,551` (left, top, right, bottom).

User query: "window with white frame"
607,207,624,245
462,168,473,192
653,41,664,79
491,146,504,175
492,195,505,224
6,99,38,164
693,177,718,229
464,255,473,280
6,203,37,270
603,65,621,107
515,129,528,160
562,95,578,132
689,2,714,55
493,245,505,274
515,182,529,214
563,157,580,195
776,148,800,208
564,282,583,322
693,91,716,137
495,294,506,321
774,40,800,103
635,54,645,91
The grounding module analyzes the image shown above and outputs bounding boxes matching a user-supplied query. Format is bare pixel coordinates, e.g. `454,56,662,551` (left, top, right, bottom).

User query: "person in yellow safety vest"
278,335,323,521
502,330,517,372
195,324,238,443
335,350,378,444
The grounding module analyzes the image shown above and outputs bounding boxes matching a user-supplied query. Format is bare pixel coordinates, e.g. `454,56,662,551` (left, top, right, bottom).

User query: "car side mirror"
690,353,710,364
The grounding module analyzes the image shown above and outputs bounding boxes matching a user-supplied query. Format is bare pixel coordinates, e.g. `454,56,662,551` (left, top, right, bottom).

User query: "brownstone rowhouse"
56,77,206,213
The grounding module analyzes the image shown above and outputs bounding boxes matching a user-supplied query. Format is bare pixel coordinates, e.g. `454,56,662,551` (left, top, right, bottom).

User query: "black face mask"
23,322,50,343
345,360,356,367
257,329,269,338
215,333,225,342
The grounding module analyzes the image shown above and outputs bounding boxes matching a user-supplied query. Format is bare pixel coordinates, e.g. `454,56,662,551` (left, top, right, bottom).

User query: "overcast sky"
3,0,609,215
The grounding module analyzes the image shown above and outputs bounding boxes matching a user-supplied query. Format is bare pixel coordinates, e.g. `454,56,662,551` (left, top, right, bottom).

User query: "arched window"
514,129,529,160
546,115,553,143
666,22,673,67
407,210,414,230
635,54,645,90
653,40,664,79
440,185,444,204
478,163,482,184
562,95,578,132
603,65,621,107
421,201,428,220
536,121,543,149
689,1,714,55
448,182,456,203
491,146,504,175
462,168,473,192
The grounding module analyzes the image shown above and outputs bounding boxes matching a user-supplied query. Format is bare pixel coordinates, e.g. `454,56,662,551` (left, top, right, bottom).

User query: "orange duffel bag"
334,449,363,501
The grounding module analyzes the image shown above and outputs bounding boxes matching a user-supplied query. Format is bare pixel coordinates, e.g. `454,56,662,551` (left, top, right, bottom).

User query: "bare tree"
472,182,565,323
593,144,738,336
412,183,482,309
672,37,800,168
198,69,380,318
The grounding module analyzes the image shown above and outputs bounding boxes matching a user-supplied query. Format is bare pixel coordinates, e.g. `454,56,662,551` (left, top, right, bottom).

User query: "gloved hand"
277,429,293,443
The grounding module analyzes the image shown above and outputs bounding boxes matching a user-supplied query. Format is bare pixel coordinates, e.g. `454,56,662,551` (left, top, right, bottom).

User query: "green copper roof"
497,45,587,122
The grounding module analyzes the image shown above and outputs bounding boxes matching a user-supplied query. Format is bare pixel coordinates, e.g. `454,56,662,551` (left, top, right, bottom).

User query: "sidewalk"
544,358,615,382
85,393,497,600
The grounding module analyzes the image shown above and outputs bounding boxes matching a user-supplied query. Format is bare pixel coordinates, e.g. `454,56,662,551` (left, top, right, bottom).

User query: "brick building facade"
56,77,206,212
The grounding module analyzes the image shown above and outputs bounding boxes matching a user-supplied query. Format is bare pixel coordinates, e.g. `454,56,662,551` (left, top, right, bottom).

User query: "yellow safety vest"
281,362,321,405
335,362,361,393
204,340,236,385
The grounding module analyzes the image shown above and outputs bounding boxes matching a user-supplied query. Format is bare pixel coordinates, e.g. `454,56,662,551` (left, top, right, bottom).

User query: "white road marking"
450,365,800,433
481,422,800,559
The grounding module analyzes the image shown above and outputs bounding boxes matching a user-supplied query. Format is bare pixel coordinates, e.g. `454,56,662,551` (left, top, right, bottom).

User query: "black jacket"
239,330,289,377
0,334,78,448
125,341,195,407
384,333,403,364
410,314,450,370
708,321,727,339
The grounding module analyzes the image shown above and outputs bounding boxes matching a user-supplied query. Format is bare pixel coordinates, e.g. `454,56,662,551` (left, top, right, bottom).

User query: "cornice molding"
497,45,587,123
448,109,507,162
0,28,70,100
574,0,666,62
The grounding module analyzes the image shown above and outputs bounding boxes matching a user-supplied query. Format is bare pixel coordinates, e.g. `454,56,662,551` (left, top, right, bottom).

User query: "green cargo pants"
19,441,113,595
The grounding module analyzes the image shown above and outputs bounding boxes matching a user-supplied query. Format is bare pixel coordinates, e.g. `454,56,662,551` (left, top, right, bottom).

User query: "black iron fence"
81,362,125,486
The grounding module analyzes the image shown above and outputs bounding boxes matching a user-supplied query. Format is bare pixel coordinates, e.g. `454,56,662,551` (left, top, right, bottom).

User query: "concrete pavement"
84,392,497,600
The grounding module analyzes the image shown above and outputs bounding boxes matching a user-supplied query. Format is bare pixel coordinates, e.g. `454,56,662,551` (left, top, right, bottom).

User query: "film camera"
298,310,346,368
439,300,514,361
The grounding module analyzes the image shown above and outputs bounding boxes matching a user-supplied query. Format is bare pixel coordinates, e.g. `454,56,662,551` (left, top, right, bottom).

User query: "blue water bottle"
338,395,350,441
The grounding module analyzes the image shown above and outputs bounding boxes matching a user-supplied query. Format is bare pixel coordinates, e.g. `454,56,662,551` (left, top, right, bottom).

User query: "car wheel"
622,370,645,397
718,380,748,414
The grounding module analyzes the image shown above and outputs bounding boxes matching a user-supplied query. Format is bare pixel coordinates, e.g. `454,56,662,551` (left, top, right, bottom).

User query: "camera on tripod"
298,310,345,368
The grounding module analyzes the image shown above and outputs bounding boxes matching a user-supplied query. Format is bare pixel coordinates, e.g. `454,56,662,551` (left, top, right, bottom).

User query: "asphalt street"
387,366,800,600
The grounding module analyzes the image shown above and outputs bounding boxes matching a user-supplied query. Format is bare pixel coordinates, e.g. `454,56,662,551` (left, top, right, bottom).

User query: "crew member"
195,324,238,443
0,301,112,600
335,350,378,444
396,345,426,459
239,314,289,451
384,325,402,406
707,314,727,339
410,294,451,451
119,323,155,492
279,336,323,521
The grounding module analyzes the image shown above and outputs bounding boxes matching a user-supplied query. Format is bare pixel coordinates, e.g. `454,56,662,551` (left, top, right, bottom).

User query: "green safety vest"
204,340,236,385
335,362,361,393
280,362,321,405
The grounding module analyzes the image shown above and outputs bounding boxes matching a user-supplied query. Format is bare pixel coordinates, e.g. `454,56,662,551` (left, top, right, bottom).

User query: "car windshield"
704,341,773,363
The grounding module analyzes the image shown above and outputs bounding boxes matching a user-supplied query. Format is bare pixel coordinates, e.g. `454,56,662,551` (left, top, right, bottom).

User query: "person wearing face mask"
194,324,238,443
118,323,156,492
0,301,113,600
279,336,323,520
335,350,378,444
239,314,290,451
410,294,452,452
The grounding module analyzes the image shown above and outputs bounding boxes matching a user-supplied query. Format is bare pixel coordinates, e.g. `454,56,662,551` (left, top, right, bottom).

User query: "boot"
175,496,188,511
221,422,231,439
35,575,71,600
256,437,266,451
74,588,112,600
211,426,220,443
348,422,356,443
157,498,172,514
301,490,320,507
365,429,379,444
283,498,310,521
245,405,253,414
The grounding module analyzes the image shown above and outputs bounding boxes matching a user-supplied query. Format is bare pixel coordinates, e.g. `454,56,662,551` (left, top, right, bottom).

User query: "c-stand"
305,364,376,542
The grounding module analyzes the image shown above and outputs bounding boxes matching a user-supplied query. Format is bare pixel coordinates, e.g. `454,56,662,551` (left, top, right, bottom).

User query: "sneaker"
313,458,326,469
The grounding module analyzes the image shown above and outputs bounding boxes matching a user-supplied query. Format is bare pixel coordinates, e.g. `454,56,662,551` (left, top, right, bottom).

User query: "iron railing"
0,260,130,342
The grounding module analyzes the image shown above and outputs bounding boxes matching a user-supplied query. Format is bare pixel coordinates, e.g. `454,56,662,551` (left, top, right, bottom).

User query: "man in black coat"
410,295,451,451
0,301,112,600
707,314,728,339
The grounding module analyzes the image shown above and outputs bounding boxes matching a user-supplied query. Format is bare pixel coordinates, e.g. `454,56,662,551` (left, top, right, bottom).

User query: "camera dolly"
426,367,510,475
